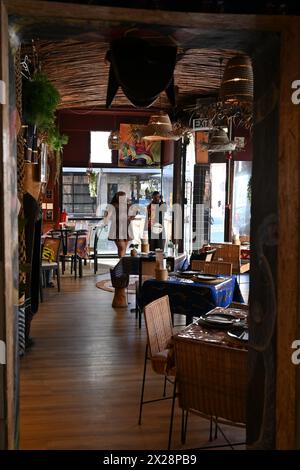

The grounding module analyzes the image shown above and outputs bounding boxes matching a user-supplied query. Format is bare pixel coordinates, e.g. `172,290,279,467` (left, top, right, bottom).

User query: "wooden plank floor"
20,269,246,450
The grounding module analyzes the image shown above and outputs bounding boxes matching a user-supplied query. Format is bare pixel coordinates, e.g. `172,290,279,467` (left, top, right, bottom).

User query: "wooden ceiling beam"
5,0,292,33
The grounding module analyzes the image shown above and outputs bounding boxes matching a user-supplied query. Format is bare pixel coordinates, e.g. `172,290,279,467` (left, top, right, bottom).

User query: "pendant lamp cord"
219,57,223,100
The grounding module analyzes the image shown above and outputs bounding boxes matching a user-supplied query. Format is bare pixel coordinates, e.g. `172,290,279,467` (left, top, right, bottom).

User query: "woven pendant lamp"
108,130,120,150
220,55,253,105
142,111,180,141
201,127,236,152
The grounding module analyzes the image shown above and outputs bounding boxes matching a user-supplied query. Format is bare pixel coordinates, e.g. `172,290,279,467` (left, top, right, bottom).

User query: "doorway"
1,1,298,450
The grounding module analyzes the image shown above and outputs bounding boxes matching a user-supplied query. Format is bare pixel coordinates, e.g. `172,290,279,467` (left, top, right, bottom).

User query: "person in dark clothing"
23,192,42,349
146,191,167,251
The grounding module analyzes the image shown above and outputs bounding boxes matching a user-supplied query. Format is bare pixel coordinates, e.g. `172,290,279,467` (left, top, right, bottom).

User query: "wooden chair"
190,260,233,275
210,243,250,275
61,229,88,278
40,236,61,301
138,295,176,449
190,248,217,265
173,336,247,448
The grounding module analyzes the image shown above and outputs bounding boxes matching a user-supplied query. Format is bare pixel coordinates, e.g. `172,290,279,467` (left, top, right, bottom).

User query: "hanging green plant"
23,71,60,129
87,170,97,198
47,125,69,152
46,125,69,185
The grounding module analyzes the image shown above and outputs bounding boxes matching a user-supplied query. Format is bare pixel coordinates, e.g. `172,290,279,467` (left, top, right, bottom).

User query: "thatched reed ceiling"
36,40,241,111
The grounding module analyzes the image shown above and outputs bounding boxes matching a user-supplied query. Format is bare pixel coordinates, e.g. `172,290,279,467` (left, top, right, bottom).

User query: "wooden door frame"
1,0,300,449
1,0,18,450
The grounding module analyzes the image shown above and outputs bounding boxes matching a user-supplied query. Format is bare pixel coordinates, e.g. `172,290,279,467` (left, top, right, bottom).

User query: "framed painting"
119,124,161,167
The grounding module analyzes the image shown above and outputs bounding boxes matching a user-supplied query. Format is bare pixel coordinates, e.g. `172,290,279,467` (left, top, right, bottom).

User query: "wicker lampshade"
142,111,180,141
220,55,253,105
108,130,120,150
201,128,236,152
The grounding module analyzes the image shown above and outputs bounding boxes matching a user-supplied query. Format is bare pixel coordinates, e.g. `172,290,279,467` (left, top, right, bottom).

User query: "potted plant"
86,169,97,198
129,243,139,256
23,71,60,129
47,125,69,184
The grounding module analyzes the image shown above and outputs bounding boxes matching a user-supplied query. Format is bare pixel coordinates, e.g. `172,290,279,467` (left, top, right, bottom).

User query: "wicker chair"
190,260,233,275
138,295,176,449
173,336,247,448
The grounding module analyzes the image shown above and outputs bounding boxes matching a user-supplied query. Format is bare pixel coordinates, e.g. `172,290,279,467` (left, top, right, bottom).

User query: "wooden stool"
112,287,128,308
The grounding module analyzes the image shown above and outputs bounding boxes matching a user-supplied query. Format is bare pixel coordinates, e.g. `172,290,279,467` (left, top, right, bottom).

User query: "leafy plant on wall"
23,70,68,184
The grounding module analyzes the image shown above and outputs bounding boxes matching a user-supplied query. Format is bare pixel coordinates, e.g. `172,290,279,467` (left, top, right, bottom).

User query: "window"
62,172,97,217
90,131,112,164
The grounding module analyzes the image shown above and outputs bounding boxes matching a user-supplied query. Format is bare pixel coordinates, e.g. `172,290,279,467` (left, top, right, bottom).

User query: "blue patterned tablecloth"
112,254,188,276
141,275,244,324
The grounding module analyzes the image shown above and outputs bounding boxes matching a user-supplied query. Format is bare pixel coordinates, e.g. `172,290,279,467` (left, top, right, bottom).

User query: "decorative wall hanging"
119,124,161,167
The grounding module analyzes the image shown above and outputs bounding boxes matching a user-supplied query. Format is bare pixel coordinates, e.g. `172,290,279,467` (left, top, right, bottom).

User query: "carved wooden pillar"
247,34,280,449
277,21,300,450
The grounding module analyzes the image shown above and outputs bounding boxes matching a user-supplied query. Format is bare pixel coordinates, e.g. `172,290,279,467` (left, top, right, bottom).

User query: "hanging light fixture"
220,54,253,105
142,111,181,141
201,127,236,152
108,129,120,150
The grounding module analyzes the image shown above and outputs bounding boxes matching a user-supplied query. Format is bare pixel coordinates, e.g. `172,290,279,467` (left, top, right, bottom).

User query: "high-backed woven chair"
138,295,176,449
190,260,233,275
40,236,61,301
173,336,247,448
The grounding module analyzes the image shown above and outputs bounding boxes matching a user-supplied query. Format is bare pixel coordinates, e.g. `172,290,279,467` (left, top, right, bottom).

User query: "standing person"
104,191,135,257
146,191,166,251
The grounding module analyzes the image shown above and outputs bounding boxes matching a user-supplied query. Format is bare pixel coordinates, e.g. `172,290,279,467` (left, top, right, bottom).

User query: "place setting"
196,306,248,342
172,270,226,284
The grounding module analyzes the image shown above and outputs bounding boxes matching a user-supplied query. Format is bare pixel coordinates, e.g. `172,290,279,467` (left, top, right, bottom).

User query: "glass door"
232,161,252,239
210,163,226,242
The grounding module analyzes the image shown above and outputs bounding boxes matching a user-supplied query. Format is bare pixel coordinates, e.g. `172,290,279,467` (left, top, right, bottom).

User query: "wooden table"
110,253,188,308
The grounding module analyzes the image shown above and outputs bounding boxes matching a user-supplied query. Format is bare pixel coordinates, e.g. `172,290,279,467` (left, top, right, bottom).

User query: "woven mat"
96,277,138,294
62,263,111,277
